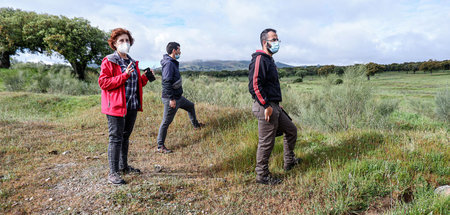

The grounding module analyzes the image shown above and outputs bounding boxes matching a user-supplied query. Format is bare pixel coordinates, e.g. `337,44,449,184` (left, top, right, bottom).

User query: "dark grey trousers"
252,101,297,179
106,110,137,174
157,96,199,147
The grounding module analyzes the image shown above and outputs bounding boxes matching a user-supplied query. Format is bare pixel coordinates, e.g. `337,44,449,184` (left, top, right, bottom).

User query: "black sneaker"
156,145,173,153
108,172,125,185
256,174,282,185
120,166,141,174
284,157,303,171
193,122,205,130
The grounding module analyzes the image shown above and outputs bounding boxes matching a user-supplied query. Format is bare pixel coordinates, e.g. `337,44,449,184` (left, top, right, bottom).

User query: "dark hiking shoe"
156,145,173,153
256,174,282,185
193,122,205,130
108,172,125,185
120,166,141,174
284,157,303,171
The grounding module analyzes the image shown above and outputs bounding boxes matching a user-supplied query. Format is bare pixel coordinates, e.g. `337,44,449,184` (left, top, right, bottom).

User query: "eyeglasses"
266,38,281,42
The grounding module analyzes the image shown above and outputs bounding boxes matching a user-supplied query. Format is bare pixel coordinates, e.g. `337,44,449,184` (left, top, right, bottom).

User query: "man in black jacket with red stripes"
248,28,301,185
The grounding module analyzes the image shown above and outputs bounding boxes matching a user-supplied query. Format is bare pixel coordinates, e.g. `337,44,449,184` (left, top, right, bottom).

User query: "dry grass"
1,70,449,214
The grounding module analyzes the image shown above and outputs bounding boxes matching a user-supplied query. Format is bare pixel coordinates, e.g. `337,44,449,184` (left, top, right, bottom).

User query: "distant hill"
157,60,292,71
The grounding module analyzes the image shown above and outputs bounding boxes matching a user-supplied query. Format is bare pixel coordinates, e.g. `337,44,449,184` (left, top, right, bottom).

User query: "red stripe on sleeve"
253,55,266,105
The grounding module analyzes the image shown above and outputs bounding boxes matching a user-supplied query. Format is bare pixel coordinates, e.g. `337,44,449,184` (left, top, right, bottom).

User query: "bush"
182,76,250,108
2,62,100,95
3,70,28,91
291,65,397,131
48,70,100,95
334,78,343,85
293,78,303,83
28,69,51,93
10,62,51,71
435,88,449,122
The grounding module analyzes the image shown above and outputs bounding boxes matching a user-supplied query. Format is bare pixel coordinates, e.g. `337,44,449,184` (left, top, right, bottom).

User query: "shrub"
182,76,250,109
291,65,397,131
293,78,303,83
435,88,449,122
2,62,100,95
28,69,51,93
334,78,343,85
48,70,100,95
3,70,28,91
10,62,50,71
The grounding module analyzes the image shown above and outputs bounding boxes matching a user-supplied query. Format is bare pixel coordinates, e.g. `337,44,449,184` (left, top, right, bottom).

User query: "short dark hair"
166,42,180,54
260,28,277,46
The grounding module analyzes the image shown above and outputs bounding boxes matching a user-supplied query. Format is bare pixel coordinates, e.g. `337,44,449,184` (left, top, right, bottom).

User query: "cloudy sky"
2,0,450,68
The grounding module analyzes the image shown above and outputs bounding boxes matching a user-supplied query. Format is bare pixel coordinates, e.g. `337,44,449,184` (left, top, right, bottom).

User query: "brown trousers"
252,101,297,178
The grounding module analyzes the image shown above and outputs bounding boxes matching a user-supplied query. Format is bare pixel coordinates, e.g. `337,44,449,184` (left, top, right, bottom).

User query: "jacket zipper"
108,92,111,108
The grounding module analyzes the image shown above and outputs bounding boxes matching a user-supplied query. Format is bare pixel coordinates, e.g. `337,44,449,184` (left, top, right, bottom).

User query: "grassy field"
0,71,449,214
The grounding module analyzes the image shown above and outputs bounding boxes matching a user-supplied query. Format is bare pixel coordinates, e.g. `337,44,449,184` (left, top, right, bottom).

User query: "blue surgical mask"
175,54,180,60
268,41,280,54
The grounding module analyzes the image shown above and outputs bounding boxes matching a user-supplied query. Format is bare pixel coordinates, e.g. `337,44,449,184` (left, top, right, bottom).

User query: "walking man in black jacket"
248,29,301,185
156,42,204,153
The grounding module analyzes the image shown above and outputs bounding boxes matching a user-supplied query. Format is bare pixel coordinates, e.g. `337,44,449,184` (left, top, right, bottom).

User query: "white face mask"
117,42,130,54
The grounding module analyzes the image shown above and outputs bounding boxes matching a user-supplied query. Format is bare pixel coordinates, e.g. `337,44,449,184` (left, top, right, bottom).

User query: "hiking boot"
108,172,125,185
120,165,141,174
193,122,205,130
156,145,173,153
256,174,282,185
284,157,303,171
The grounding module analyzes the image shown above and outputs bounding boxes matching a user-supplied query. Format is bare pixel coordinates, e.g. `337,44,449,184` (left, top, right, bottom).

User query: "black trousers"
106,110,137,174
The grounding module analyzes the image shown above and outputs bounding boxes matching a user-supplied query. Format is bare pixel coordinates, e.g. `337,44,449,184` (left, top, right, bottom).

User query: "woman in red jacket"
98,28,155,185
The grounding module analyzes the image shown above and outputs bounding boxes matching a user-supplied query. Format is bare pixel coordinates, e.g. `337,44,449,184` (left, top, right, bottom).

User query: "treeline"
0,8,110,80
172,59,450,80
277,59,450,78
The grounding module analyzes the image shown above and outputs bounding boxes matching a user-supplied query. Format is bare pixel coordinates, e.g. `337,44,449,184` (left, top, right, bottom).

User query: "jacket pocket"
252,102,264,120
172,78,182,89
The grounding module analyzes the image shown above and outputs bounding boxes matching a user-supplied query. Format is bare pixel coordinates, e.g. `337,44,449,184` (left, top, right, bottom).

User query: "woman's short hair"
108,28,134,50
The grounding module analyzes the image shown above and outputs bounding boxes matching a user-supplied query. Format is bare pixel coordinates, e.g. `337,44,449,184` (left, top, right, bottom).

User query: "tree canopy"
365,62,384,80
419,60,441,74
317,65,335,76
0,8,110,80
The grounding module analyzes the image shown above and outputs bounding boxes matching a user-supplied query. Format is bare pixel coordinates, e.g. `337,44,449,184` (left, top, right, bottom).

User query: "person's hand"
125,62,135,75
264,106,273,122
143,68,154,76
169,99,176,108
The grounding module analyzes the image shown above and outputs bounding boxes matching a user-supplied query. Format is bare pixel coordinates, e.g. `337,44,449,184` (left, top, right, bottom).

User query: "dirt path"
1,104,239,214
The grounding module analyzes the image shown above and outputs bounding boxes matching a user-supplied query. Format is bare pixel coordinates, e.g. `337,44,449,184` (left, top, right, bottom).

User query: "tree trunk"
0,51,11,68
367,75,370,81
70,61,87,80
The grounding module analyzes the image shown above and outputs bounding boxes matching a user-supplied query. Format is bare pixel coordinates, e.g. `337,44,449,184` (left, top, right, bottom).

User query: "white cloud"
2,0,450,67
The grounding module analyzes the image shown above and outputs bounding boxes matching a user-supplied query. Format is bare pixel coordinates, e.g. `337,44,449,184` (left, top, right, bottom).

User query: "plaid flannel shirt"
117,54,139,110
